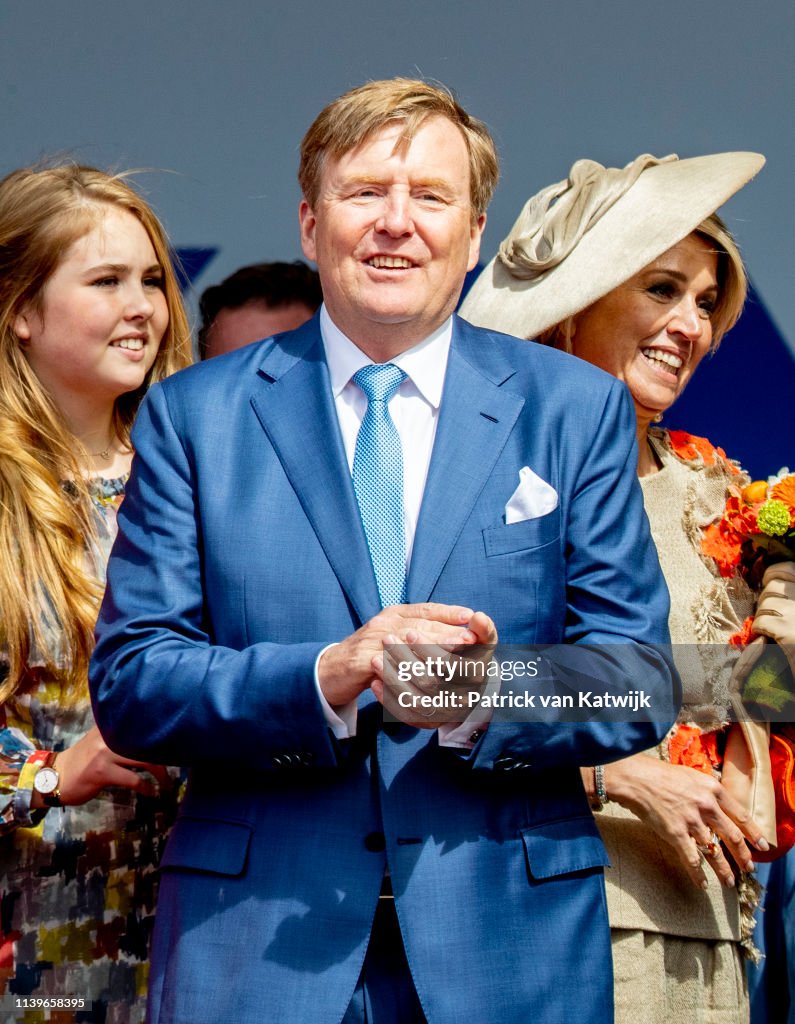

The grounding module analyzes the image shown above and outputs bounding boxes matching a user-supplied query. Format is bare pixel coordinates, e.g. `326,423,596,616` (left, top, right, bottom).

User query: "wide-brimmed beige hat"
460,151,765,340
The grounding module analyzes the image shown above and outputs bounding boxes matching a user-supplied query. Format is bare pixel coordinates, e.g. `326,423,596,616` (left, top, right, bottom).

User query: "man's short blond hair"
298,78,499,220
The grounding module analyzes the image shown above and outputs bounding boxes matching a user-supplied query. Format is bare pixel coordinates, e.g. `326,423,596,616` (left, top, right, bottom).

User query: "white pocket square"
504,467,559,524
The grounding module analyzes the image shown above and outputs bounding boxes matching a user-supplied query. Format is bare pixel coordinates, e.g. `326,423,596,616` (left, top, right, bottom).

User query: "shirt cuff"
437,676,501,749
314,643,358,739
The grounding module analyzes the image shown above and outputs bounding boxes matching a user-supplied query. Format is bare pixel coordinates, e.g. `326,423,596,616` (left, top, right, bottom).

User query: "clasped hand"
317,603,498,727
376,610,499,727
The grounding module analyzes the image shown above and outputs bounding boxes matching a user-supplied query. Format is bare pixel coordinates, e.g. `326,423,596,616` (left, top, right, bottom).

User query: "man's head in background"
198,260,322,359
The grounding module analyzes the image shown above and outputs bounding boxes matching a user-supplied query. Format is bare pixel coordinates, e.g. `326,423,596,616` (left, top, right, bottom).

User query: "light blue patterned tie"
352,363,408,608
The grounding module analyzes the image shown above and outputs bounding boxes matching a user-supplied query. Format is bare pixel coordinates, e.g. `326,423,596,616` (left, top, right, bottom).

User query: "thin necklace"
89,441,116,460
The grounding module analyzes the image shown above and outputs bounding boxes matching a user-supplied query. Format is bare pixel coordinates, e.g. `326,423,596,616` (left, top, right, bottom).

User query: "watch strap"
42,786,62,808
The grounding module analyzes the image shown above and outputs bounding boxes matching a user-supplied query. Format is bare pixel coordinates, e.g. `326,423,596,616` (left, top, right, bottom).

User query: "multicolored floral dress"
0,477,180,1024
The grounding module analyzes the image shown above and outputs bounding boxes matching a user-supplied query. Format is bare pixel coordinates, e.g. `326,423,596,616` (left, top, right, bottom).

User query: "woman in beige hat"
462,152,793,1023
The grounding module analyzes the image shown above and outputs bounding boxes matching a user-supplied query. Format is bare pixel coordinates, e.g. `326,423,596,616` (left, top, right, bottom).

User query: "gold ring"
695,831,721,858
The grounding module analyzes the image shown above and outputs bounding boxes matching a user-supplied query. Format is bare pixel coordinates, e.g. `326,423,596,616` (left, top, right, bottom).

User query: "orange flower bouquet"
703,469,795,860
702,467,795,590
700,467,795,709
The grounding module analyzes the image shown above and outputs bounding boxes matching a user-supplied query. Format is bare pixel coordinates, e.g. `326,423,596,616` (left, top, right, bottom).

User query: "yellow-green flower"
757,499,792,537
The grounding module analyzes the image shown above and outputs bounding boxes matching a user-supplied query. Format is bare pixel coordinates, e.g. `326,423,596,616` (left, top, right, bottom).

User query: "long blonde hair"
0,164,192,702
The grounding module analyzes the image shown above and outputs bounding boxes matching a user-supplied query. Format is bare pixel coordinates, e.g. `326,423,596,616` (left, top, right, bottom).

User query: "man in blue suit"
90,79,677,1024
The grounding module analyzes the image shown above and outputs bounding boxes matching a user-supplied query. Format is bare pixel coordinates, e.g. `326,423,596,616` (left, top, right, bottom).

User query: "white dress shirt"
314,306,478,747
320,304,450,565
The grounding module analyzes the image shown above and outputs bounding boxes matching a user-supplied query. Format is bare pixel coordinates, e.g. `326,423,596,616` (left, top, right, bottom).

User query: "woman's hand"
598,754,769,889
34,726,169,808
753,561,795,675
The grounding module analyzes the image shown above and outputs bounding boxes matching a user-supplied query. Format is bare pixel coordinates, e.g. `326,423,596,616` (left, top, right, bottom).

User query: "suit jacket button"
494,756,515,771
272,755,285,768
364,831,386,853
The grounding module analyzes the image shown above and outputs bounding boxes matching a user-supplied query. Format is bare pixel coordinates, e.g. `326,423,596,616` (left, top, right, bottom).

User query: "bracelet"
592,765,608,811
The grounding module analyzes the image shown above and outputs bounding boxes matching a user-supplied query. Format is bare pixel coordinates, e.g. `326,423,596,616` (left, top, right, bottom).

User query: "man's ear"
299,200,317,262
467,212,486,272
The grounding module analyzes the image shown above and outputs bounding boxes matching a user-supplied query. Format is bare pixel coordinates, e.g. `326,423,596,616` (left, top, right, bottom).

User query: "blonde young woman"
462,152,794,1024
0,164,191,1021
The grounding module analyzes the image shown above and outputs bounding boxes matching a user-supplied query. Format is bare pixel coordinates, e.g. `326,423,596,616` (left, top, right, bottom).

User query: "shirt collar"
320,304,452,410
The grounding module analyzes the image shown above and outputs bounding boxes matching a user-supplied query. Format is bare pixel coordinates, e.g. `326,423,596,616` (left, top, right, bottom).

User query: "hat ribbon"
498,153,678,281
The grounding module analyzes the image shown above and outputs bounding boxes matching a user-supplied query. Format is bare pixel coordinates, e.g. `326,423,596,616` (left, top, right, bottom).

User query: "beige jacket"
598,429,765,942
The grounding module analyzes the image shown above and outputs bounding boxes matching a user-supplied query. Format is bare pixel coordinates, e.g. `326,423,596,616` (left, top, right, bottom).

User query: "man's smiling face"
300,115,485,359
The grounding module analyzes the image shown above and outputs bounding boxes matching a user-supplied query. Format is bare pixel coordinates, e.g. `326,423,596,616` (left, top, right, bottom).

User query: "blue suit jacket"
91,315,676,1024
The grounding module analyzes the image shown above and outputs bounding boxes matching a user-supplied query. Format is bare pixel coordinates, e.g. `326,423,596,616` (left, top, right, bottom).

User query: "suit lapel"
249,320,381,625
249,317,525,616
407,319,525,602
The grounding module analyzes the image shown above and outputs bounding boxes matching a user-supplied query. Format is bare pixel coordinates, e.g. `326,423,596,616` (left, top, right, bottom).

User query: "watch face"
34,766,59,795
